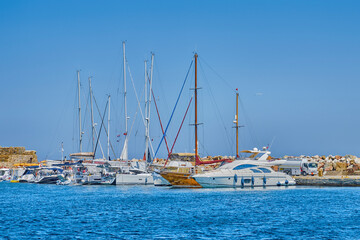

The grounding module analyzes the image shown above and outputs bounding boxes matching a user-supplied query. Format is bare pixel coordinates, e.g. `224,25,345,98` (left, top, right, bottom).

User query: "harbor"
3,145,360,187
2,0,360,239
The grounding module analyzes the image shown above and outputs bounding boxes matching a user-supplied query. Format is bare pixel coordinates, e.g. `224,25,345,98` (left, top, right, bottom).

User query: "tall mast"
89,76,95,154
120,41,128,160
108,95,111,160
236,91,239,159
233,89,243,159
148,53,154,162
194,53,198,164
77,70,83,152
144,60,148,162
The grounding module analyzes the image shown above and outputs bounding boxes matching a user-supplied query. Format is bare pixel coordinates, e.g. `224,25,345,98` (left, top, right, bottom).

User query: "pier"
294,175,360,186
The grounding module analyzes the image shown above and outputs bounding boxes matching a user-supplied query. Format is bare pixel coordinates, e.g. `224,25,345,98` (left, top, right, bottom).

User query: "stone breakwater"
284,154,360,176
294,175,360,186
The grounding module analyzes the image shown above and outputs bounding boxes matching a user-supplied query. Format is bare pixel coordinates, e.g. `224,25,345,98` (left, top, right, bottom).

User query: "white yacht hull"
18,174,35,183
192,160,296,188
35,175,61,184
115,173,154,185
193,174,295,188
81,174,103,185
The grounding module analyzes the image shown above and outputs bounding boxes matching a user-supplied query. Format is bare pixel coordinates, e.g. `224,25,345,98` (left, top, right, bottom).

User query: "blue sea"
0,183,359,240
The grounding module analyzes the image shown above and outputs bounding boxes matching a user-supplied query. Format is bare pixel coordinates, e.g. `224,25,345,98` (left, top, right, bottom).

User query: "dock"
294,175,360,186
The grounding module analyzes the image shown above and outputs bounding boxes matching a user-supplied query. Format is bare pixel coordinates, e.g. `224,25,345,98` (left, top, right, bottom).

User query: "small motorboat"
34,167,63,184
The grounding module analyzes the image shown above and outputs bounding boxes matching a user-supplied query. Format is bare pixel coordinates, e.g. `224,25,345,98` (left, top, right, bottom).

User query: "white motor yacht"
192,159,295,188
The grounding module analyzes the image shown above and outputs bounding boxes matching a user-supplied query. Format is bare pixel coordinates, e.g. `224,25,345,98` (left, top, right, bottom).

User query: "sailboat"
159,53,229,188
115,42,154,185
69,71,95,161
64,71,117,185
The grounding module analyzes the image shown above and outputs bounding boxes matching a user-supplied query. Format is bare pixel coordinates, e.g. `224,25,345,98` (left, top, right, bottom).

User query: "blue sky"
1,0,360,160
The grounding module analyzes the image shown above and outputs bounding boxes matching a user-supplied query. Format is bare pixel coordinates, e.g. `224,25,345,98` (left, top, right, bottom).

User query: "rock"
354,164,360,171
336,162,347,171
345,155,357,160
332,162,337,169
318,162,325,169
325,165,333,171
347,165,354,174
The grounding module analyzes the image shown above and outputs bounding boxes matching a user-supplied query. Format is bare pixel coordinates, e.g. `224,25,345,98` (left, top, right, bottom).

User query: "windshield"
308,163,318,168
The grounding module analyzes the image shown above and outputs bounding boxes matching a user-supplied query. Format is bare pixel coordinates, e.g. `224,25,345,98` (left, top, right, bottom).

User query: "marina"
2,1,360,239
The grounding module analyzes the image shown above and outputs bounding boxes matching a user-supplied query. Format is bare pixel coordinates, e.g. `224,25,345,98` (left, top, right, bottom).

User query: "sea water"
0,183,358,239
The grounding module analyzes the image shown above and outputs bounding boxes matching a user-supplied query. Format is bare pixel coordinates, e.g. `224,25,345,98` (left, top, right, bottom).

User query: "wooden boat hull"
160,172,201,188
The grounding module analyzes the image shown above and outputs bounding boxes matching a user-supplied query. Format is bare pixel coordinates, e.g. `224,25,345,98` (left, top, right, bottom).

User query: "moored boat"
0,168,11,181
34,167,63,184
159,54,229,188
192,160,295,188
159,154,202,188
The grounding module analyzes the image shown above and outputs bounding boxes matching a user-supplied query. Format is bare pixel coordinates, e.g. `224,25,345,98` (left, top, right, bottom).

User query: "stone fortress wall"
0,146,38,168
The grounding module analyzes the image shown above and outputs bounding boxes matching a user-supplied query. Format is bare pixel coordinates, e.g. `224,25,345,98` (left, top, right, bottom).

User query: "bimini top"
240,147,271,161
13,163,39,167
69,152,95,159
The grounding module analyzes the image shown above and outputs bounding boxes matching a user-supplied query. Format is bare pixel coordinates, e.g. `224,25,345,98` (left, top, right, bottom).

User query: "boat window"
258,168,271,173
244,179,251,183
233,164,257,170
250,169,262,173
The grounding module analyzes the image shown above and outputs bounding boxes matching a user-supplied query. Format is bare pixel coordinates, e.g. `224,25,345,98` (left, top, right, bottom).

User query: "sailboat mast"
121,41,129,160
144,60,148,162
123,42,128,137
236,91,239,159
89,76,95,153
77,70,82,152
148,53,154,162
194,53,198,163
108,95,111,160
